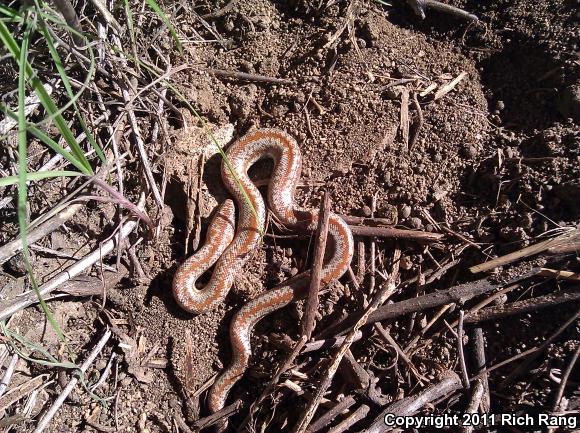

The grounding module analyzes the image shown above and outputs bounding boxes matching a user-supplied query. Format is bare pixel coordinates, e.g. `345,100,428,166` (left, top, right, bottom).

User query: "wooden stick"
469,327,490,412
191,400,242,430
457,310,470,389
340,215,395,227
303,192,332,340
348,224,443,242
322,269,540,337
470,228,580,273
292,248,401,433
464,290,580,323
0,203,83,265
538,267,580,281
551,344,580,412
374,323,428,383
460,380,485,433
497,308,580,389
306,395,356,433
34,329,111,433
359,371,462,433
0,195,144,322
202,68,293,85
408,91,423,151
326,404,369,433
0,354,18,398
400,88,410,150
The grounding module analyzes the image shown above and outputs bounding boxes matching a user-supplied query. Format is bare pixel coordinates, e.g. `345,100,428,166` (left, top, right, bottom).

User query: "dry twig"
0,195,145,322
470,228,580,273
359,371,462,433
348,225,444,242
0,354,18,398
302,191,332,340
292,248,401,433
321,269,539,337
306,395,356,433
551,344,580,412
34,329,112,433
469,327,490,412
464,290,580,323
203,68,293,85
0,204,82,265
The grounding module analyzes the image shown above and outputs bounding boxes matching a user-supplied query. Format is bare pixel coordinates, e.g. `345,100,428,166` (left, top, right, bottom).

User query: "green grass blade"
123,0,136,48
144,0,183,52
0,20,93,175
16,18,65,342
38,18,106,164
0,4,20,21
0,322,108,407
0,170,82,187
0,17,20,53
0,105,89,173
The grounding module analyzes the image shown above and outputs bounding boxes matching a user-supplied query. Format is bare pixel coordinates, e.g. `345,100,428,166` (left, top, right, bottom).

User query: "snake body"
172,129,354,414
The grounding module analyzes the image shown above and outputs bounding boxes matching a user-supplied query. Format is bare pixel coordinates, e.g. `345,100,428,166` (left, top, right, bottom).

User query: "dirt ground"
0,0,579,432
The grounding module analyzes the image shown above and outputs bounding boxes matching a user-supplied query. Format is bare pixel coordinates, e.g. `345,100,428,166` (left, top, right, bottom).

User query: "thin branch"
292,248,401,433
34,329,112,433
302,191,331,340
0,195,145,322
0,203,82,265
360,371,462,433
464,290,580,323
0,354,19,398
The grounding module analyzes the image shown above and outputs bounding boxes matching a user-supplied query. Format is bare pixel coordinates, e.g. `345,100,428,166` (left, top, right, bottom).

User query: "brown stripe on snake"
172,129,354,417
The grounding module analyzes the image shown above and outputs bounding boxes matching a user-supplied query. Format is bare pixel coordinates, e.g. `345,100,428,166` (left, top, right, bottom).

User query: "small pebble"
362,205,372,217
409,217,422,229
462,145,478,158
400,256,413,270
400,205,411,219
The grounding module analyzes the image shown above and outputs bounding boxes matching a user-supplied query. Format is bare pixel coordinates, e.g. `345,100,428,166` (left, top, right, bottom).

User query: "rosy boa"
172,128,354,414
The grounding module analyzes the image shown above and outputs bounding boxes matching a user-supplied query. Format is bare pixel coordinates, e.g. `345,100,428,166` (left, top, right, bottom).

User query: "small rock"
362,205,372,217
382,171,392,186
462,145,478,159
409,217,422,229
557,81,580,122
400,256,413,270
6,254,27,277
400,205,412,219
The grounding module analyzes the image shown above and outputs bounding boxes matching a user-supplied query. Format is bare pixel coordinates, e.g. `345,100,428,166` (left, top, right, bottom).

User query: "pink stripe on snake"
172,129,354,414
